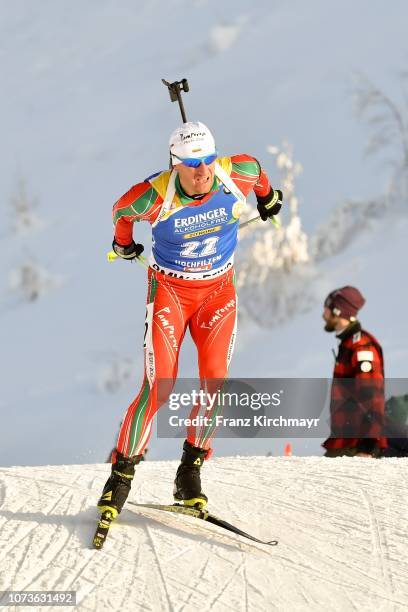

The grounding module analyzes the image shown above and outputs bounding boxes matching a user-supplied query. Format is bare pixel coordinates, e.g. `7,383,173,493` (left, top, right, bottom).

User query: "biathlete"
97,121,283,517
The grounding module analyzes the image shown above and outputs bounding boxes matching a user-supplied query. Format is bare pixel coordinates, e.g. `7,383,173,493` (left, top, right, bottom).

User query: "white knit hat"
169,121,216,163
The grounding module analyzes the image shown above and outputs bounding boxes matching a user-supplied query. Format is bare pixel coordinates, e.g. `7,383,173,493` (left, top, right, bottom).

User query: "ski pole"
106,250,149,268
238,214,281,231
162,78,190,123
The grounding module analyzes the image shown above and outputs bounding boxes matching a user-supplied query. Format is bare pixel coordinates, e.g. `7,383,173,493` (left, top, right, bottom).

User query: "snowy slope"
1,1,408,466
0,457,408,611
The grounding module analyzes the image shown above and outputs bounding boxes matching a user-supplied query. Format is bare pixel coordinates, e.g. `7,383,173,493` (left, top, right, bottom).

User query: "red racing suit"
113,154,274,457
323,321,387,454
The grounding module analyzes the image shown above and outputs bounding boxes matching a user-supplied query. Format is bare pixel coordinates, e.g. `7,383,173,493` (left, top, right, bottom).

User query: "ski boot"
94,451,142,549
173,440,209,509
97,451,142,518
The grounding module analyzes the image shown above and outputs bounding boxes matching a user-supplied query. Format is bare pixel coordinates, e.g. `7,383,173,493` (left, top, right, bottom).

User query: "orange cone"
284,442,292,457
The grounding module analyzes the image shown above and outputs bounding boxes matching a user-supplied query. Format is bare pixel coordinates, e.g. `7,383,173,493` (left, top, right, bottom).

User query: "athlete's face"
176,160,215,196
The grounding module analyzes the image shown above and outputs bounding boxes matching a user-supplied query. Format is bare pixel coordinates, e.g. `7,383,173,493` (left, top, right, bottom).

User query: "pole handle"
106,251,149,268
107,250,118,262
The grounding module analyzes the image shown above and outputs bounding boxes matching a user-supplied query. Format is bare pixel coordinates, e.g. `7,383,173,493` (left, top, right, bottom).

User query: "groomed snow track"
0,456,407,611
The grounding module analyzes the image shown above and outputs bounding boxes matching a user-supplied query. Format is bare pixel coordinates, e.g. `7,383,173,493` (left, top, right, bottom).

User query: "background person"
322,286,387,458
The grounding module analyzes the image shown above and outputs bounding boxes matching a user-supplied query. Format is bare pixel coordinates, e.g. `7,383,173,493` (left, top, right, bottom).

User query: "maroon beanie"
324,286,365,319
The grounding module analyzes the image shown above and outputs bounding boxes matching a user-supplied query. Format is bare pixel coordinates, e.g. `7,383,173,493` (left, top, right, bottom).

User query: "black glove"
256,187,283,221
112,239,144,260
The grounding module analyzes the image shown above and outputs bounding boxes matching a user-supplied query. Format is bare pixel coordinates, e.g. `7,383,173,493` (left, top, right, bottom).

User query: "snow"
0,457,407,611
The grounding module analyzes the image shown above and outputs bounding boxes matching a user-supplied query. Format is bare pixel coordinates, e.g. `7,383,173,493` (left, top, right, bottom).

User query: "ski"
92,510,115,550
128,502,278,546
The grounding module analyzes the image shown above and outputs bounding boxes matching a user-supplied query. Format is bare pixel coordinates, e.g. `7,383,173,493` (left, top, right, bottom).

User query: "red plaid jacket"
323,321,387,453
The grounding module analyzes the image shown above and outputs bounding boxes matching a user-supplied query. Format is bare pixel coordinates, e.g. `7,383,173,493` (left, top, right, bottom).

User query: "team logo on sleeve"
357,350,374,373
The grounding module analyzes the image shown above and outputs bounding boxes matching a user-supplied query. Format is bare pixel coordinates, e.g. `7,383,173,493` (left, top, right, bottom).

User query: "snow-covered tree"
236,142,317,326
97,355,139,393
311,196,385,262
312,73,408,261
237,75,408,328
352,72,408,209
10,177,42,235
9,261,61,303
7,177,60,303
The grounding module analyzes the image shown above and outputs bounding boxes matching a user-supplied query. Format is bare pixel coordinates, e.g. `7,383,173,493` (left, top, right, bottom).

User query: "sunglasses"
171,152,218,168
